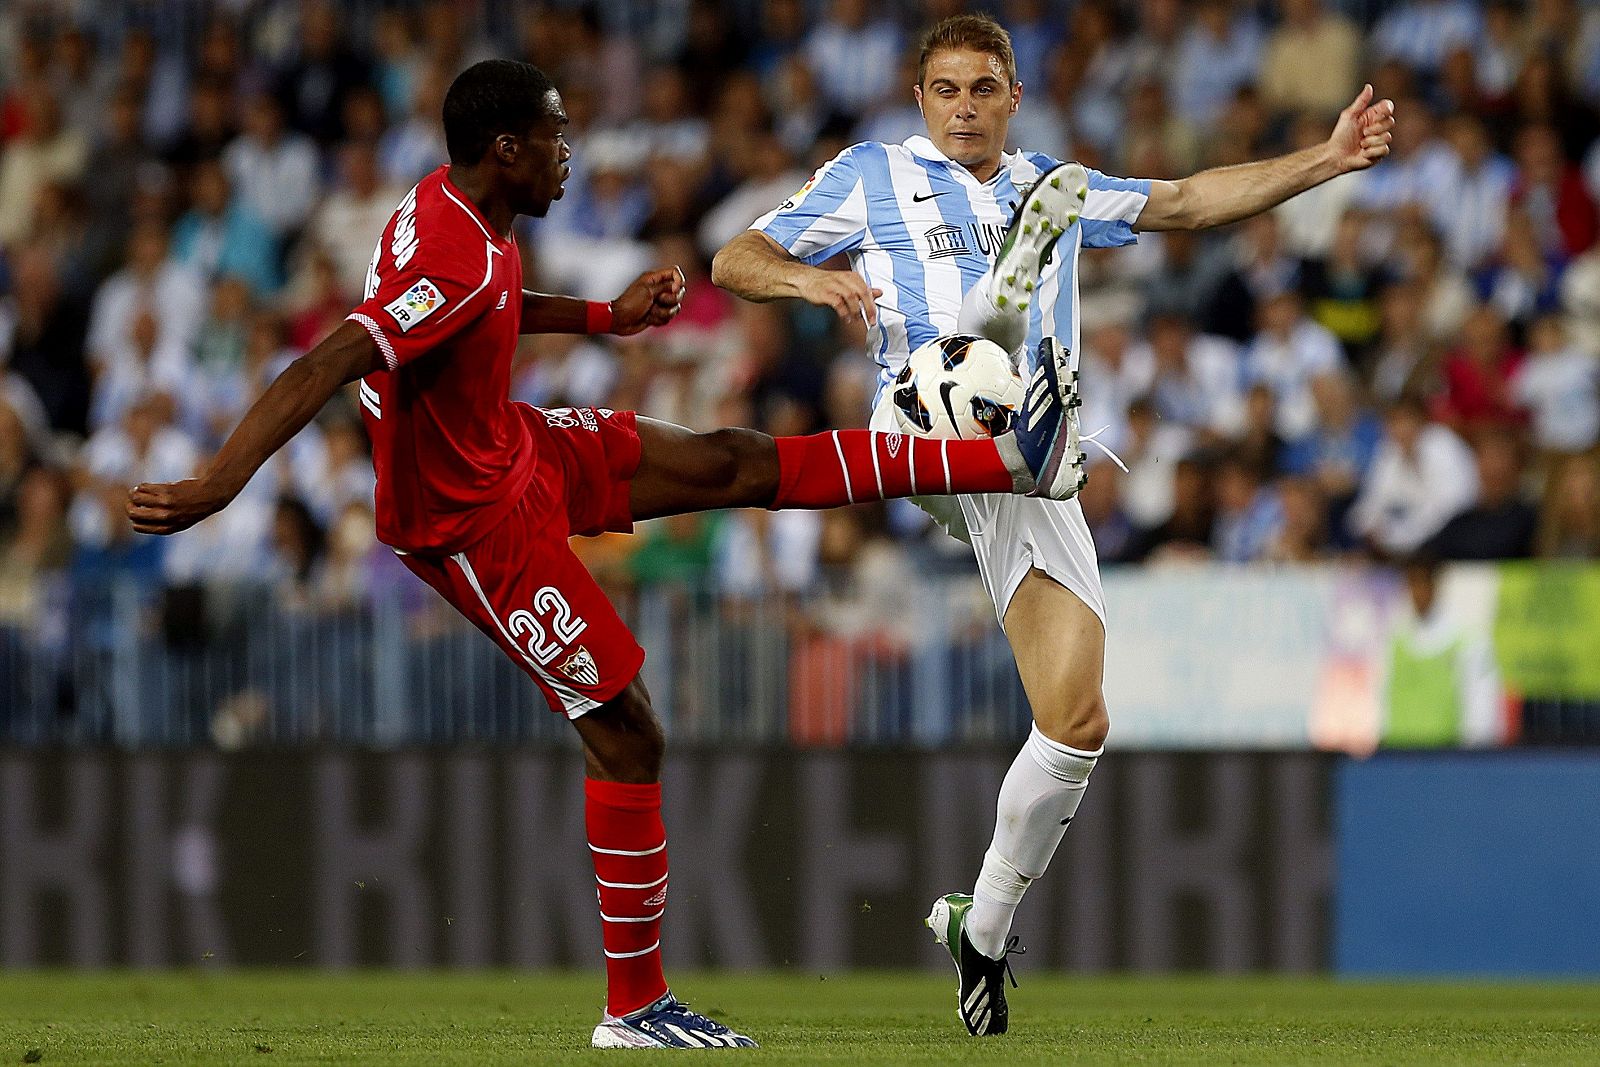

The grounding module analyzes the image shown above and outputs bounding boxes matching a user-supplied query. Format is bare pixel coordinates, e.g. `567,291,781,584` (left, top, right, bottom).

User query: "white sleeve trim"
347,312,398,371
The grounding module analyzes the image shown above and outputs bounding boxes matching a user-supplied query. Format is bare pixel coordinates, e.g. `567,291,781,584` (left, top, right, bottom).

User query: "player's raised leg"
627,337,1086,519
957,162,1089,355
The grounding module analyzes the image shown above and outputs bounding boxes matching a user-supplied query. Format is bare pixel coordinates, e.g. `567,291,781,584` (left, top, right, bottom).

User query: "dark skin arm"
126,320,381,535
520,266,687,335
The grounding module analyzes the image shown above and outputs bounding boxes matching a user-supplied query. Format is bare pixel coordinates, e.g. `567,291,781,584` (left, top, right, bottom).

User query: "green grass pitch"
0,971,1597,1065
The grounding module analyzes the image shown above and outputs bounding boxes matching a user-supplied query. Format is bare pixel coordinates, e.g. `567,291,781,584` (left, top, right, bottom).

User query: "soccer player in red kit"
128,59,1084,1049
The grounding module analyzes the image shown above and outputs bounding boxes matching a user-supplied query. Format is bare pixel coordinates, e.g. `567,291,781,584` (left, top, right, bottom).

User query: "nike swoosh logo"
912,191,946,203
939,379,962,432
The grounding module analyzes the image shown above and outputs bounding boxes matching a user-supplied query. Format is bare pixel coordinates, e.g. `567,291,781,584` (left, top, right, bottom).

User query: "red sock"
586,779,669,1016
770,430,1018,509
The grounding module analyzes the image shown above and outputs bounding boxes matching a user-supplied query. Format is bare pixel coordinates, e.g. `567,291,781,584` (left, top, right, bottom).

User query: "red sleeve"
346,245,498,371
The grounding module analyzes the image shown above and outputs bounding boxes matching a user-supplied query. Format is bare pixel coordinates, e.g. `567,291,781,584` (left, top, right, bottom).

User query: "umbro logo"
496,290,508,310
912,190,946,203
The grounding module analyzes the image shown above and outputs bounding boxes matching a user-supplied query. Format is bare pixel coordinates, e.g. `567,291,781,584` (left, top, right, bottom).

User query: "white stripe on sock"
589,841,666,856
908,436,918,494
870,433,885,499
603,939,661,959
599,909,666,923
830,431,854,503
940,441,951,493
596,873,668,890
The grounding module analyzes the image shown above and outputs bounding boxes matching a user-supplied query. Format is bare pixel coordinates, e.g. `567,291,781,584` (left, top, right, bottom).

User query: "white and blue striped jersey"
752,135,1150,402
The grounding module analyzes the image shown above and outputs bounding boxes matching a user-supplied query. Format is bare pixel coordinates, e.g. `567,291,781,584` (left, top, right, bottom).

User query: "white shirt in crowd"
223,132,321,236
1512,348,1600,453
86,262,206,367
1350,423,1479,554
1244,316,1345,440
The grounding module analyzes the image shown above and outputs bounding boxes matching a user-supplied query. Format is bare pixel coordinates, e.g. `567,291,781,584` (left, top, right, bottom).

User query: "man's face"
915,49,1019,171
509,89,571,218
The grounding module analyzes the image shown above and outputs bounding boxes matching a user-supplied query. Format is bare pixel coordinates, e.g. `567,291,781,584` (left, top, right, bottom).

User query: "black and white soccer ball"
890,333,1024,440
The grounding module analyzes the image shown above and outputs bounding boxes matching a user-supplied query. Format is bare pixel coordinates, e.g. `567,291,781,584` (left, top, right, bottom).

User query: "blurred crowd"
2,0,1600,634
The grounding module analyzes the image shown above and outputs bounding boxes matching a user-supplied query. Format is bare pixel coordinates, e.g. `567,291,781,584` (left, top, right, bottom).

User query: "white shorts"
870,393,1107,630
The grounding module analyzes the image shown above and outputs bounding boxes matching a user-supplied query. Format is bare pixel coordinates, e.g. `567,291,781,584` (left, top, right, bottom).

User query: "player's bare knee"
1036,691,1109,752
579,680,666,782
698,427,775,502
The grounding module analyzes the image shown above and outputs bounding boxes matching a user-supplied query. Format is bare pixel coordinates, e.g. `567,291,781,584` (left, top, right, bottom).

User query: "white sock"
957,270,1028,356
966,724,1100,959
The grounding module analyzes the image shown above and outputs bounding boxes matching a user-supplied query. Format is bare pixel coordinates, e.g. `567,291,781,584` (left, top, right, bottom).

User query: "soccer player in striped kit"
715,13,1395,1037
126,58,1087,1050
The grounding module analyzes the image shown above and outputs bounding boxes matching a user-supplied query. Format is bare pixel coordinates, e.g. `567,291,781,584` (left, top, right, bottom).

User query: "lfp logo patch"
384,278,446,332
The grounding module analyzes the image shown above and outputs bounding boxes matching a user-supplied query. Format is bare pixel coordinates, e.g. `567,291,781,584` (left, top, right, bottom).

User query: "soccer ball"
890,334,1024,440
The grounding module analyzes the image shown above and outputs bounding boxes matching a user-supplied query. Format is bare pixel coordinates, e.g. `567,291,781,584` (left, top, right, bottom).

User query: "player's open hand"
612,266,687,336
796,268,883,326
127,478,231,536
1327,84,1395,173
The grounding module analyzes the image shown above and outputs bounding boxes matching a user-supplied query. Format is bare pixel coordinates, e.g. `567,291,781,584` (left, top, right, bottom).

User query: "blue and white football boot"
993,335,1088,501
591,992,758,1049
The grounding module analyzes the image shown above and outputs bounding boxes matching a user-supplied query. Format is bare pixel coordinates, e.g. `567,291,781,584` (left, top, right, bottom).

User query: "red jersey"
347,167,534,554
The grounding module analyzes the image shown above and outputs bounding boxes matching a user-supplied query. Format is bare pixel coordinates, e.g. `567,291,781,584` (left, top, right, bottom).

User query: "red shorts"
399,405,645,717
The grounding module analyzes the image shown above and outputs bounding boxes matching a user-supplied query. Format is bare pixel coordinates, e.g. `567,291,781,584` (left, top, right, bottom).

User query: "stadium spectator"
1267,477,1331,561
1433,304,1526,431
1170,0,1264,130
1482,208,1567,326
1078,459,1136,564
1350,394,1479,556
0,248,90,437
1282,371,1383,543
307,144,407,300
1245,290,1346,441
276,3,373,146
170,161,281,296
1126,455,1216,564
1208,213,1302,342
1299,209,1385,357
1125,312,1245,439
1259,0,1361,118
1536,452,1600,558
1512,312,1600,455
1237,382,1289,476
0,89,88,249
804,0,902,116
1372,0,1483,76
1512,123,1599,259
1117,396,1194,531
222,94,321,239
87,308,187,435
1425,436,1539,560
377,63,450,185
1436,115,1516,270
1212,456,1286,563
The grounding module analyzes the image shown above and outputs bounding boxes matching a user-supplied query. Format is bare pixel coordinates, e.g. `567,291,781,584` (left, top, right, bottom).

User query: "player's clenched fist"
127,478,231,536
795,269,883,326
611,266,687,335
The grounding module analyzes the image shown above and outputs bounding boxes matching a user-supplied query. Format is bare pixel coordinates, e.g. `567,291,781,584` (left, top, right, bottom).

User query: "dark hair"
442,59,556,164
918,14,1016,88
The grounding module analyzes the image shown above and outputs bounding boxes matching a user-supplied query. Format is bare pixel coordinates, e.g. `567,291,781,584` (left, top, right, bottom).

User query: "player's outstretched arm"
712,231,882,326
127,321,381,535
519,267,686,336
1136,84,1395,232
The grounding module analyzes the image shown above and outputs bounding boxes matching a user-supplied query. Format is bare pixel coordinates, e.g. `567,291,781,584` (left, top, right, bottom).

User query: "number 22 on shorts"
507,586,587,665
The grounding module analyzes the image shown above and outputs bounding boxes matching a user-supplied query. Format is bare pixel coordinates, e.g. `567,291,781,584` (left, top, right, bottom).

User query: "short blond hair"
917,14,1017,88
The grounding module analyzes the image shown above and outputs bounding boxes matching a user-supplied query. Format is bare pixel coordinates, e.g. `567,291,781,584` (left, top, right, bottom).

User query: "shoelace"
663,1001,728,1034
1000,934,1026,989
1078,424,1128,473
